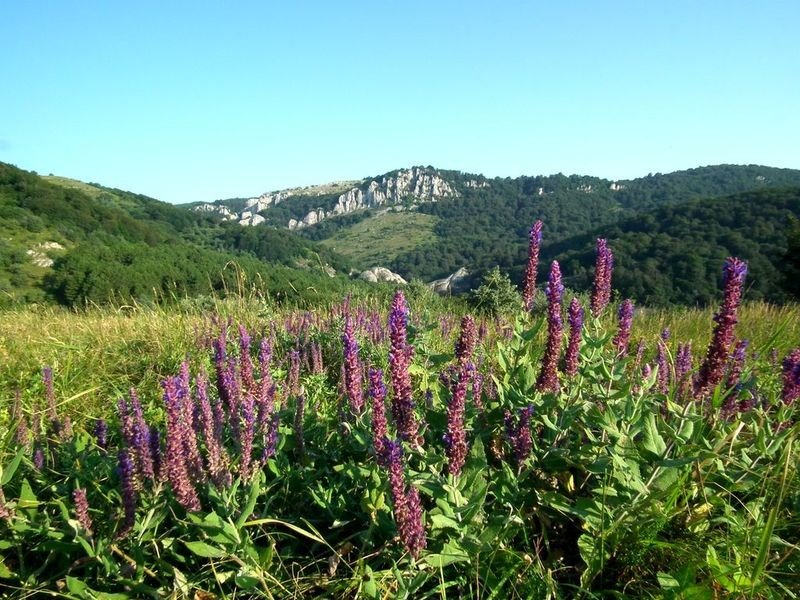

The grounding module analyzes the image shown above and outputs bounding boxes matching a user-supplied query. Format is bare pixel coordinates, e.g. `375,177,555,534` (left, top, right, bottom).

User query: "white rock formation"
429,267,470,295
27,241,65,268
289,167,458,229
359,267,408,285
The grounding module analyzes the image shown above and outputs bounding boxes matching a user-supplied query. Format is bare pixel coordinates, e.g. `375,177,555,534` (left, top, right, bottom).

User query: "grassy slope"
318,211,438,269
1,299,797,423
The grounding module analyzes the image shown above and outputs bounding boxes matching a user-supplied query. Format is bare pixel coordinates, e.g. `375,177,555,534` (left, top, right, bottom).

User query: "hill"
0,163,361,307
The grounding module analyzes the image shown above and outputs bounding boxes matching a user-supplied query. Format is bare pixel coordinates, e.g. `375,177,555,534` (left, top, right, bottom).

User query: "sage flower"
782,348,800,405
590,238,614,317
342,315,364,413
369,367,389,463
443,366,469,477
388,290,419,442
564,298,584,377
613,299,634,357
695,258,747,399
522,220,543,311
73,488,93,535
536,261,563,393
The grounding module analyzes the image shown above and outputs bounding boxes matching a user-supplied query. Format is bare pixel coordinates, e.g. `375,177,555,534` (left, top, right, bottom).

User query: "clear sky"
2,0,798,204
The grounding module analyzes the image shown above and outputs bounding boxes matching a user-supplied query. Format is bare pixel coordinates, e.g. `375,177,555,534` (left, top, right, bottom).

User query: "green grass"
319,211,438,269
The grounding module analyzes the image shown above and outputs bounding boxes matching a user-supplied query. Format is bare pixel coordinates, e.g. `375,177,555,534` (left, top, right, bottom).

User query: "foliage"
469,267,522,316
1,249,800,596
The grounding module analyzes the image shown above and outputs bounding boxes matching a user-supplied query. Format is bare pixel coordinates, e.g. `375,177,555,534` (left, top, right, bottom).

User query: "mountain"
4,161,800,308
201,164,800,305
0,162,361,307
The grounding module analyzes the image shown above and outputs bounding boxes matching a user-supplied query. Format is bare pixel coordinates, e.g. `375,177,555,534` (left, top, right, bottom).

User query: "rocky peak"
289,167,457,230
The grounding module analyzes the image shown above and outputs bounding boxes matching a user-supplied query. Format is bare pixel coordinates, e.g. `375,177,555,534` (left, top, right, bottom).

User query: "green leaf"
0,448,24,486
641,412,667,459
236,472,263,529
184,540,227,558
234,566,261,590
429,514,460,531
422,540,471,568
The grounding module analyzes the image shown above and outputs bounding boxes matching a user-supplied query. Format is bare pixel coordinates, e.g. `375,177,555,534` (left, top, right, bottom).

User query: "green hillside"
0,163,360,307
547,186,800,306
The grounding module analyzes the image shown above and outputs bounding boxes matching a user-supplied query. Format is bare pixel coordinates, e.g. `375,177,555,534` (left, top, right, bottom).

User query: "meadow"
0,236,799,598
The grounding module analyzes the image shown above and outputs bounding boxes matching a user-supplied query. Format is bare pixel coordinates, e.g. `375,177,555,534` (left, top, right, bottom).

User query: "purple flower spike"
42,366,61,437
694,258,748,399
443,367,469,477
162,376,201,512
656,329,671,394
505,406,535,466
536,261,563,393
726,339,749,391
454,315,477,365
564,298,584,377
613,299,634,357
590,239,614,317
781,348,800,405
522,220,543,311
369,368,389,463
388,291,419,442
342,315,364,413
73,488,93,535
93,419,108,450
380,439,426,558
117,448,138,536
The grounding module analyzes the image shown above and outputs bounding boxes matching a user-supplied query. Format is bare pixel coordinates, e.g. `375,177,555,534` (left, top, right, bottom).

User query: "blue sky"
2,0,798,204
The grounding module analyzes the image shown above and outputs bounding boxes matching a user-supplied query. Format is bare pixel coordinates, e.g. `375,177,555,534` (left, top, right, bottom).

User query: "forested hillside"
0,163,359,307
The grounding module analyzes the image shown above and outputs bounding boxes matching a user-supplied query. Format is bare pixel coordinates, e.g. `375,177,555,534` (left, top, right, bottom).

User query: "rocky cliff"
193,167,458,228
288,167,458,229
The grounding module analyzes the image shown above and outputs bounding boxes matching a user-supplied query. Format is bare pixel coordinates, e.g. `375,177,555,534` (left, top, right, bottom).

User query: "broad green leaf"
184,540,227,558
429,513,460,531
0,448,24,486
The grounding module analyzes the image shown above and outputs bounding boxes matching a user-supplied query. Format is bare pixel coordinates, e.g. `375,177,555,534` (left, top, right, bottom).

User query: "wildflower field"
1,228,799,598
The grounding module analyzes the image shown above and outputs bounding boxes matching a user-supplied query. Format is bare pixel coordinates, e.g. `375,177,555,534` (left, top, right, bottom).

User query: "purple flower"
725,339,749,391
694,258,748,399
505,406,534,466
117,448,138,536
12,390,31,449
342,315,364,413
294,394,307,461
33,445,45,470
149,426,162,482
42,366,61,437
443,366,469,477
564,298,584,377
613,300,634,357
162,375,201,512
590,239,614,317
380,439,426,558
656,329,671,394
536,261,563,393
93,419,108,450
73,488,93,535
471,368,484,410
522,220,543,311
119,389,155,485
454,315,477,365
675,342,693,399
781,348,800,405
0,487,11,521
388,291,419,442
239,325,256,396
369,368,389,463
287,350,301,398
196,372,231,487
